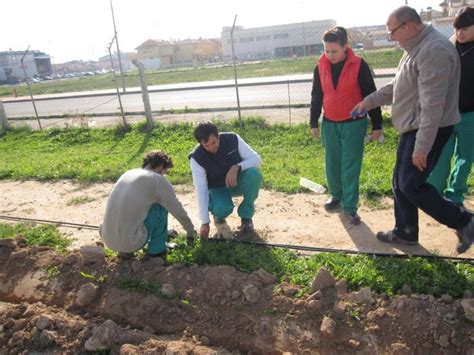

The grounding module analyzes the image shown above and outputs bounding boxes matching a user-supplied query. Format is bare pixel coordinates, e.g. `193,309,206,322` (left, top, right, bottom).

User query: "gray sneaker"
456,217,474,253
240,218,254,233
345,211,361,225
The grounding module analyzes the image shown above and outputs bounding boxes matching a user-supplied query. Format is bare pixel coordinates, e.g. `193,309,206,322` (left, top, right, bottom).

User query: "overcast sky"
1,0,439,63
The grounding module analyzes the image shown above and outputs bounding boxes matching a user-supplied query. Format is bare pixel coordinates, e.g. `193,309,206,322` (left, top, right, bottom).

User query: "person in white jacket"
189,122,262,239
100,151,195,257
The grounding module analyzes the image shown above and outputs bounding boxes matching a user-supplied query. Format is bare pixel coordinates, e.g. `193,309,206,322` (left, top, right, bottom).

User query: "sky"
1,0,439,64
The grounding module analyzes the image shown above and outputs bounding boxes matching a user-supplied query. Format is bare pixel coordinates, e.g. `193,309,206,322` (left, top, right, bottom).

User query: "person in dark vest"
428,7,474,208
309,26,383,225
189,122,262,239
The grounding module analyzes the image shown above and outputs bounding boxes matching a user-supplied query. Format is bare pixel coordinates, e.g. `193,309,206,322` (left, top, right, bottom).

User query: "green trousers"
321,119,367,213
143,203,168,255
208,167,262,219
428,111,474,204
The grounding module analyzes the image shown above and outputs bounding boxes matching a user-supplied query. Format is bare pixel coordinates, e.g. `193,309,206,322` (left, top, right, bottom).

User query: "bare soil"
1,180,473,258
1,180,474,354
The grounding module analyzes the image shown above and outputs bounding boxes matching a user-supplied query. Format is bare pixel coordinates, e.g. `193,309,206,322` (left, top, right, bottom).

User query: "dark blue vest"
189,133,242,188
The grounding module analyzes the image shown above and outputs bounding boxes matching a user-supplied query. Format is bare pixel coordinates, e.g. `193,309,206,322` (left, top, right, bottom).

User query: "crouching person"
189,122,262,239
100,151,195,257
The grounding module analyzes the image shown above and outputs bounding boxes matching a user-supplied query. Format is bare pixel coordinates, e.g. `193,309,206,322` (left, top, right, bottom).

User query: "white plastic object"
299,177,326,194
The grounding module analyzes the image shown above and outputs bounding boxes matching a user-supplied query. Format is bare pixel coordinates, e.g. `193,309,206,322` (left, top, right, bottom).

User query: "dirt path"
1,180,473,258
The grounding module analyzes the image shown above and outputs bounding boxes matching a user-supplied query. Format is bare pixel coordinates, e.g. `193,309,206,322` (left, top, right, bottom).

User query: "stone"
348,339,360,349
320,316,336,337
335,279,348,294
85,320,119,351
437,334,450,348
80,245,105,264
0,238,17,249
242,284,261,304
349,287,374,304
255,268,277,285
307,300,322,310
310,267,336,293
36,314,54,330
76,283,98,307
160,283,176,298
461,298,474,322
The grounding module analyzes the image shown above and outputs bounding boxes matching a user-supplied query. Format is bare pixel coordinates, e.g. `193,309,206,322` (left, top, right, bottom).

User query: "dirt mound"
1,237,473,354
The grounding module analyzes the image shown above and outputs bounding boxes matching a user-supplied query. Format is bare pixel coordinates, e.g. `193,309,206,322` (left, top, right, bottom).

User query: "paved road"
2,74,393,119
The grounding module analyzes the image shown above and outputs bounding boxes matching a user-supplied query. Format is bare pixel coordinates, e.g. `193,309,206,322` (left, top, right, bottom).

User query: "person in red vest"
310,26,383,225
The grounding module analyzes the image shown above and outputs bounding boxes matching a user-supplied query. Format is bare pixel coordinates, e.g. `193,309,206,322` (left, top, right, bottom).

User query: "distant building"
0,50,52,84
421,0,474,37
348,25,396,50
98,51,133,71
131,38,222,69
220,19,336,62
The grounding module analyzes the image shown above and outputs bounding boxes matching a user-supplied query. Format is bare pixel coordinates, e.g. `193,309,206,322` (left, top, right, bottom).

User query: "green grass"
0,223,71,252
0,116,407,195
0,49,402,97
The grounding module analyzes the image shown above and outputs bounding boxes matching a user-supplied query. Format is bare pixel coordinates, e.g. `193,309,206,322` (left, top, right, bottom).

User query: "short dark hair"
323,26,348,46
142,151,173,169
194,122,219,143
454,7,474,29
393,6,422,25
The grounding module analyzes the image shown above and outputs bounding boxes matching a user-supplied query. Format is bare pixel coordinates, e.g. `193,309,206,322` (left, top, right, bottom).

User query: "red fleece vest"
318,48,362,120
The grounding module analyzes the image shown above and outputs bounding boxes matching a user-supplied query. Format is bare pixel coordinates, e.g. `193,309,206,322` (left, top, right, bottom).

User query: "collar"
403,24,430,52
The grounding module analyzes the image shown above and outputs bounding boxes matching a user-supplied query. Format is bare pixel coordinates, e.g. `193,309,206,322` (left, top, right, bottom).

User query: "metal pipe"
110,0,126,93
230,14,242,127
107,37,127,127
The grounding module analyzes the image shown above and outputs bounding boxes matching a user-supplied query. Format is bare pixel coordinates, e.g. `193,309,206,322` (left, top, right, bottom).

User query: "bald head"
390,6,422,25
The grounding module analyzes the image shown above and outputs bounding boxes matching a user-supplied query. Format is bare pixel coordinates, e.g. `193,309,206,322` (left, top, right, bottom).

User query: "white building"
221,19,336,62
0,50,52,84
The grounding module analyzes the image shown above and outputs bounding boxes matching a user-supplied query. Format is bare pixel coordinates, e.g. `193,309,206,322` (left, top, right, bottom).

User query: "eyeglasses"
387,22,406,36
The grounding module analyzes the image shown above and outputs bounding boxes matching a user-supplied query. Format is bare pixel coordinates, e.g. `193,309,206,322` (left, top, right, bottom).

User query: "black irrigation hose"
1,214,473,264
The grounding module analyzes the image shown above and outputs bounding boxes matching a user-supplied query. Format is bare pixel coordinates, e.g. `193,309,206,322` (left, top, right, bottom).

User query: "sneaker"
214,217,227,224
345,211,361,225
456,217,474,253
376,230,419,245
324,197,341,212
240,218,254,233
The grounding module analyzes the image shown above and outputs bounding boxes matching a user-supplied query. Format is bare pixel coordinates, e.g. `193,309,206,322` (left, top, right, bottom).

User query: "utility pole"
110,0,126,92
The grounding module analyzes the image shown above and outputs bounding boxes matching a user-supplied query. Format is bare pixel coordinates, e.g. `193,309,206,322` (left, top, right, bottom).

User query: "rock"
307,300,322,310
335,279,348,294
401,284,412,296
461,298,474,322
11,250,28,260
333,301,346,315
231,290,240,300
120,344,139,354
76,283,98,307
200,336,210,345
310,267,336,293
348,339,360,349
0,238,17,249
441,294,453,304
349,287,374,304
63,254,78,265
255,268,277,285
390,342,412,355
281,284,299,297
242,284,261,304
437,334,450,348
85,320,119,351
80,245,105,264
35,314,54,330
131,260,143,273
320,316,336,337
307,290,323,301
160,283,176,298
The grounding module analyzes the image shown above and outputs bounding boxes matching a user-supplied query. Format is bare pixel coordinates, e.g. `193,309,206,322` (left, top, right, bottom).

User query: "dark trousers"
392,126,471,241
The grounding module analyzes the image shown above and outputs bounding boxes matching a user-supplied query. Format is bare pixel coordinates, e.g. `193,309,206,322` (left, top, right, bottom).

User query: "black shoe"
456,217,474,253
214,217,227,224
376,230,419,245
240,218,254,233
345,211,361,225
117,252,134,260
324,197,341,212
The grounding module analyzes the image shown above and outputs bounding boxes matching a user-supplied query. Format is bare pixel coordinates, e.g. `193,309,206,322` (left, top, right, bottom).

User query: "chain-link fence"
0,14,461,129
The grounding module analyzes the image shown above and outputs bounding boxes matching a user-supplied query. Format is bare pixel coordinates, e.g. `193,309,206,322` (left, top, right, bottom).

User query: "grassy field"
0,116,401,196
0,48,402,97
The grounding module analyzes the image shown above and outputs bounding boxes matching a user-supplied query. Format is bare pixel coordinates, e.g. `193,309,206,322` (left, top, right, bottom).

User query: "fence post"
132,59,154,131
230,15,242,128
108,37,127,127
20,46,42,130
0,100,9,131
287,79,292,125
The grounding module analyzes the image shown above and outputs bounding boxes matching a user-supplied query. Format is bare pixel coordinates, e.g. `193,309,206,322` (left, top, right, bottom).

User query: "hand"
412,151,428,172
225,164,240,188
199,224,210,240
370,130,383,142
351,101,371,117
311,128,319,139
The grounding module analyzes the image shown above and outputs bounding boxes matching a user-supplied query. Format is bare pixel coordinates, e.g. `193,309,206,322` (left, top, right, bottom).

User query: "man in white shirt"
189,122,262,239
100,151,195,257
